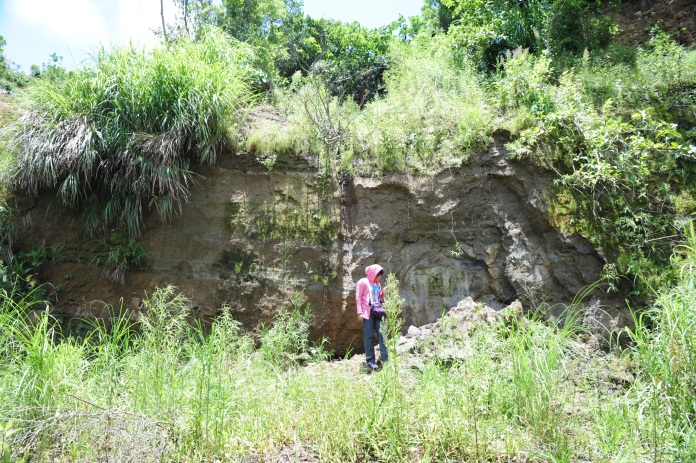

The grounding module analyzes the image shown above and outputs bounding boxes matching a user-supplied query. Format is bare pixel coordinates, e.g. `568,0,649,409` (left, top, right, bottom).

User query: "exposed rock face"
21,132,621,354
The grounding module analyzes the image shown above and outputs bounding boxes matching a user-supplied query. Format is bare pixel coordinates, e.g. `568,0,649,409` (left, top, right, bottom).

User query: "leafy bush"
298,19,393,104
183,1,392,102
440,0,617,71
8,29,256,238
259,292,329,368
504,34,696,292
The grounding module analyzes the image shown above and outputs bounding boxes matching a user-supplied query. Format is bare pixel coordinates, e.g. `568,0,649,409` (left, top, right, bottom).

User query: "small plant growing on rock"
90,233,147,284
382,273,405,365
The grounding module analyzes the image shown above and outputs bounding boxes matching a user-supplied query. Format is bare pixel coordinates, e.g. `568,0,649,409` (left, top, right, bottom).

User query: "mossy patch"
215,248,257,280
228,185,339,245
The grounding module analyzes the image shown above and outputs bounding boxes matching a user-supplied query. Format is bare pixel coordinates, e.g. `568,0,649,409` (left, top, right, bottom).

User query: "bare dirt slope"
613,0,696,46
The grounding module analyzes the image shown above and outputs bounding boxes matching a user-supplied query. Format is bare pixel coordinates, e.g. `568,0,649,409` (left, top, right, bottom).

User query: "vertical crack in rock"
337,172,359,316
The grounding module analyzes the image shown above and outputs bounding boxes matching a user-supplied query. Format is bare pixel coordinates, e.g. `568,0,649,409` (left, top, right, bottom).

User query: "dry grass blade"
4,407,172,463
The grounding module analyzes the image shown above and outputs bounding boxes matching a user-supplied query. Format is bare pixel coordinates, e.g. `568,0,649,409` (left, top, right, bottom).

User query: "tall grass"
259,291,330,368
576,31,696,117
630,222,696,461
2,276,691,462
251,35,492,176
7,29,255,237
0,95,17,182
350,36,491,174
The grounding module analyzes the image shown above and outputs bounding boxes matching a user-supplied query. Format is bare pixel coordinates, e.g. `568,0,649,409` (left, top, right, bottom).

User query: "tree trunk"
160,0,169,44
183,0,189,35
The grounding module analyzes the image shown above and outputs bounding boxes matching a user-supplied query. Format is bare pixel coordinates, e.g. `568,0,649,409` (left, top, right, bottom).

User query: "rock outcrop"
20,131,625,354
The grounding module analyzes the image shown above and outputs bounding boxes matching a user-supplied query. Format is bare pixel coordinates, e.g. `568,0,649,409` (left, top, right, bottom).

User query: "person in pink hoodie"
356,264,387,370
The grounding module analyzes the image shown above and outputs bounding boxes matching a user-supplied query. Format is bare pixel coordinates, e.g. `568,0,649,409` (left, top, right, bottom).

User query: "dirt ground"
612,0,696,46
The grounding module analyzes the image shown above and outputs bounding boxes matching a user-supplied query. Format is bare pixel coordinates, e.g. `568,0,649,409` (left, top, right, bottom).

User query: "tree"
283,17,393,104
0,36,28,91
174,2,393,102
179,0,303,88
160,0,169,44
437,0,616,70
29,53,67,81
421,0,457,31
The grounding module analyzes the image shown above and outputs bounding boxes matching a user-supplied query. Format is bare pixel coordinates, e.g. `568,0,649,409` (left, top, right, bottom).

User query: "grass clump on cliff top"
350,36,491,174
248,34,492,176
6,29,255,238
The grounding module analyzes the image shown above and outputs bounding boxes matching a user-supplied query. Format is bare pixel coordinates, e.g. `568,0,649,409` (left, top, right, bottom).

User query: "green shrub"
7,246,54,301
440,0,617,71
8,29,256,238
503,35,696,292
297,19,393,104
510,108,695,290
259,292,329,368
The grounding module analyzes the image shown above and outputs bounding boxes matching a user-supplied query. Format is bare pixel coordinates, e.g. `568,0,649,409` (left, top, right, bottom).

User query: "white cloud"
9,0,109,44
117,0,177,48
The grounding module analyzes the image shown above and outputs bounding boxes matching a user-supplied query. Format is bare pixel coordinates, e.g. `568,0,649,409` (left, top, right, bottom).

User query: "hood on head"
365,264,384,284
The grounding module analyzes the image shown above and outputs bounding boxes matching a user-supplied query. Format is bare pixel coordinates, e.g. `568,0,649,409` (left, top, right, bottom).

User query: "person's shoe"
366,361,379,372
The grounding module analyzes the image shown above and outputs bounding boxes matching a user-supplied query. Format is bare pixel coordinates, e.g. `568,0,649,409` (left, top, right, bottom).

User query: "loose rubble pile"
395,297,524,368
391,296,636,389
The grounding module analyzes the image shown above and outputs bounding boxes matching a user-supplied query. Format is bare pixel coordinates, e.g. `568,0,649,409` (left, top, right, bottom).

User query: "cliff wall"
21,131,626,353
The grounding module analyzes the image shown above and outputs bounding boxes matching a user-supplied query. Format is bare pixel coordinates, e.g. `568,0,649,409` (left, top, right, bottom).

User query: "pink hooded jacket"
356,264,384,320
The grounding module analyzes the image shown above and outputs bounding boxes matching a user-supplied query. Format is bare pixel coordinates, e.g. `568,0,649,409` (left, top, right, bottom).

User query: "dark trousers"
363,314,387,363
